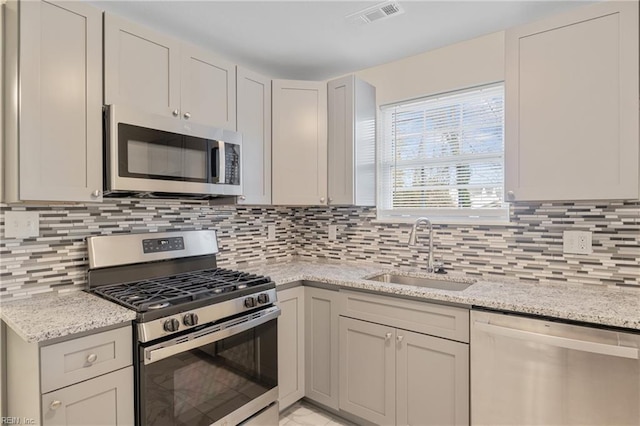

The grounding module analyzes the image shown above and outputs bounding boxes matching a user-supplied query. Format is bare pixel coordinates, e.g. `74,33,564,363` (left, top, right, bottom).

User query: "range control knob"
163,318,180,333
257,293,270,305
183,313,199,327
244,297,257,309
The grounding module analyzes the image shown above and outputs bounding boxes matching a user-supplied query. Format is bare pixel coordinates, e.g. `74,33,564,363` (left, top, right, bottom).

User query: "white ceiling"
91,0,595,80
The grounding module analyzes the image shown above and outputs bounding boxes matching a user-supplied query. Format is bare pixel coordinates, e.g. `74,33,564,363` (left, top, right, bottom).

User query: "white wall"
355,31,505,106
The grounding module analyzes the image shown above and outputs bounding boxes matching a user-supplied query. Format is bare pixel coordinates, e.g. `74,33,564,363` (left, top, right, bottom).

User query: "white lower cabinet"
42,367,134,426
6,325,134,426
339,290,470,426
276,286,306,409
339,317,469,426
304,287,339,410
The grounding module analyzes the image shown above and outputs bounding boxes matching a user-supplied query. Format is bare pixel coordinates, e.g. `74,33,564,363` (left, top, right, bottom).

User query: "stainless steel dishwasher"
471,310,640,425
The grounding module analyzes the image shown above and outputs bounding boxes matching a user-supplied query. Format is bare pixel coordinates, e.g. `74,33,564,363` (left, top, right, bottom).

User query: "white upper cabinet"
4,0,103,202
181,44,236,130
236,67,272,205
327,75,376,206
505,1,639,201
272,79,328,206
104,13,180,118
105,13,236,130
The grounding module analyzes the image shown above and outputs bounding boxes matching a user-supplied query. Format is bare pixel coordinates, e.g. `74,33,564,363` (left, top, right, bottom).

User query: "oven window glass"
139,319,277,426
119,123,208,182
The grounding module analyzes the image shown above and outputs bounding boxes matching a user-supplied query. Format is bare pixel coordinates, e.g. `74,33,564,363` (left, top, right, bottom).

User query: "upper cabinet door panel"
505,1,639,201
19,0,103,202
181,44,236,130
237,67,272,205
272,79,328,206
104,13,180,117
328,76,354,205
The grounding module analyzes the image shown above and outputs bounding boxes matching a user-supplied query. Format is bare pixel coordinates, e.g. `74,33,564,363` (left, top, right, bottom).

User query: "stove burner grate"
92,268,272,313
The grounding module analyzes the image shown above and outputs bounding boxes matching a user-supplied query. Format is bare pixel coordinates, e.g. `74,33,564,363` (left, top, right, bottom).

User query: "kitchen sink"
367,273,475,291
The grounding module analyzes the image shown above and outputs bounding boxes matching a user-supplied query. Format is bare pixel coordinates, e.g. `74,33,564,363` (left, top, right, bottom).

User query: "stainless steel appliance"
104,105,242,198
87,230,279,426
471,310,640,425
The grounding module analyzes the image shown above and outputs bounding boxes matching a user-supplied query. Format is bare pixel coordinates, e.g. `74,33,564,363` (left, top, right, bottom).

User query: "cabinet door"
272,80,327,206
104,13,181,117
339,317,395,425
276,286,305,410
237,67,272,205
396,330,469,426
327,76,376,207
19,0,102,202
42,366,134,426
181,43,236,130
505,1,639,201
304,287,339,409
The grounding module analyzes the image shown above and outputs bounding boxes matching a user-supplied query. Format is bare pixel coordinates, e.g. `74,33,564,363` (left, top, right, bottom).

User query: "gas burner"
125,295,143,302
147,302,170,310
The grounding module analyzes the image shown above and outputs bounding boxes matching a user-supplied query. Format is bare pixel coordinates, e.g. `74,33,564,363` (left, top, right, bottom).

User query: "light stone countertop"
0,291,137,344
236,257,640,331
3,256,640,344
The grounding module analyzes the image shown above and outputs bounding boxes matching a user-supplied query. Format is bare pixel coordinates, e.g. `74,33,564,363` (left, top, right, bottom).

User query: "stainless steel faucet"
408,217,436,273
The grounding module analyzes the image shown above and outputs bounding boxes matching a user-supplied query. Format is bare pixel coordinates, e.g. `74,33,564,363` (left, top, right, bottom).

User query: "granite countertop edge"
2,257,639,343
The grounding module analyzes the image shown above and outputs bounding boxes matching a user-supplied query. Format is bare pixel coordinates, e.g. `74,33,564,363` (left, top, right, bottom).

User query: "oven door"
138,306,279,426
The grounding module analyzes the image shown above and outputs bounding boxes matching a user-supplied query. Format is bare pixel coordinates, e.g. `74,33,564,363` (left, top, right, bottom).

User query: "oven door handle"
143,306,280,365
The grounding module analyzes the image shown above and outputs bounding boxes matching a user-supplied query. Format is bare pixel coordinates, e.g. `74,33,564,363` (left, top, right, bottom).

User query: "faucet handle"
432,261,446,274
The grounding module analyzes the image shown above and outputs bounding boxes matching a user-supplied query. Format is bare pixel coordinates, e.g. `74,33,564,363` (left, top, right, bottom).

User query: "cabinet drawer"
41,326,132,393
340,290,469,343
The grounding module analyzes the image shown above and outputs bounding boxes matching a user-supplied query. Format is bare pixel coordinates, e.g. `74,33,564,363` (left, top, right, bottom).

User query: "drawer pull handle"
86,353,98,364
50,400,62,410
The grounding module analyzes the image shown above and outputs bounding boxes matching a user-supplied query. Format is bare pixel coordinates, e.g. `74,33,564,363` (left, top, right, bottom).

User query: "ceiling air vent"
346,1,405,24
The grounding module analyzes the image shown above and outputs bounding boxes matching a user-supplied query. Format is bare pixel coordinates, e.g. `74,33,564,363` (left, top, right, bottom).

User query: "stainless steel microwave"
104,105,242,198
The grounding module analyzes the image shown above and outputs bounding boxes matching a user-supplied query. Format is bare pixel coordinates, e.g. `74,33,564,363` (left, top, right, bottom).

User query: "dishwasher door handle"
474,321,639,359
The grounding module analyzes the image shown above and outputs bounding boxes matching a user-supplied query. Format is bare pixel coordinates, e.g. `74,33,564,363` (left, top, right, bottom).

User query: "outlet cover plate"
563,230,593,255
5,211,40,238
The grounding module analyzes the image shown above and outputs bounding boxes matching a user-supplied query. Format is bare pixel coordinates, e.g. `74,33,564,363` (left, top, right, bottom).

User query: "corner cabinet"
505,0,639,201
272,80,328,206
236,67,272,205
275,286,305,410
6,325,134,425
304,286,340,410
104,13,236,130
327,76,376,206
4,0,103,202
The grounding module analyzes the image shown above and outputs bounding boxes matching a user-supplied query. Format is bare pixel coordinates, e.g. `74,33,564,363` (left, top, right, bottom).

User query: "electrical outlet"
328,224,337,241
563,230,593,255
5,211,40,238
267,224,276,241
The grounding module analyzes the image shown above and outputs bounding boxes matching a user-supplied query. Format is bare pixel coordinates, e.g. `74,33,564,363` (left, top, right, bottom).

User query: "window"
378,83,507,223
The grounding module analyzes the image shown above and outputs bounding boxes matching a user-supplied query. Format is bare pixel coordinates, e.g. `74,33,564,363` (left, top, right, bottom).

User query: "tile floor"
279,400,355,426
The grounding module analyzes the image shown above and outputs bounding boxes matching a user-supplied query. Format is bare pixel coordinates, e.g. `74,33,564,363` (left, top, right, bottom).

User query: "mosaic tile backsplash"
294,203,640,287
0,201,296,299
1,200,638,299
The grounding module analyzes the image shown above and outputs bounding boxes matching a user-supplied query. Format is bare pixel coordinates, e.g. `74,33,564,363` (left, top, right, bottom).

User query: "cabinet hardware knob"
172,109,180,117
385,332,392,341
50,400,62,410
320,197,326,203
328,198,333,203
506,191,515,201
91,190,101,198
240,195,246,201
183,112,191,119
397,335,404,343
86,353,98,364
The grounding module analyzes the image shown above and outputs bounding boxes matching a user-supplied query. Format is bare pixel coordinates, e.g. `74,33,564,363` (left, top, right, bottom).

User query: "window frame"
376,82,509,225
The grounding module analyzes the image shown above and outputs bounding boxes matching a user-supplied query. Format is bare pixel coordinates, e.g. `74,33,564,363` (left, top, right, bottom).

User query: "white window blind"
378,83,507,223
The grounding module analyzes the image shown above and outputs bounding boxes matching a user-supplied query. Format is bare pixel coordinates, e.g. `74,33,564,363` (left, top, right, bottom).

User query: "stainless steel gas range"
87,230,279,426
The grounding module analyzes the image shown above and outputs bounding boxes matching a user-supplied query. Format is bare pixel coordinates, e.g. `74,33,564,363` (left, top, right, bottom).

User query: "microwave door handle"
218,142,226,184
210,143,220,183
